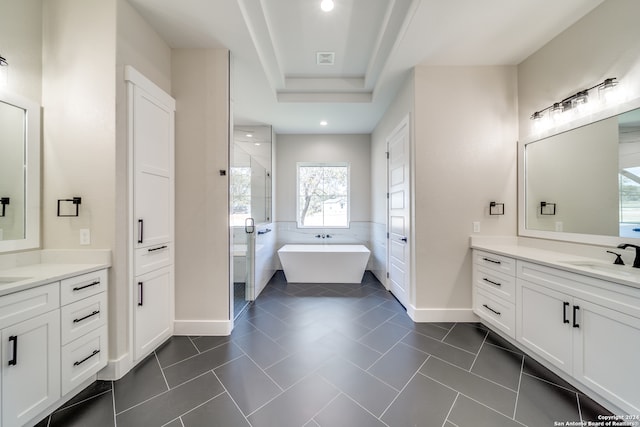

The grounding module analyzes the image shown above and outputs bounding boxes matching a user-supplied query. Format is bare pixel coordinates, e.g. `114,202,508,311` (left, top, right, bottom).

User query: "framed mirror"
0,89,40,252
519,97,640,245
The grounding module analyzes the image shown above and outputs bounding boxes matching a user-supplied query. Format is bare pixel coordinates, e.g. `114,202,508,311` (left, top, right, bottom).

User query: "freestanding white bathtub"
277,244,371,283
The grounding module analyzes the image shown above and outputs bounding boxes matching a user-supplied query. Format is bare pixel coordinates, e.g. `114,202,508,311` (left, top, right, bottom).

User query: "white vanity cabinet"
516,260,640,414
0,283,60,427
59,270,109,396
0,267,109,427
472,250,517,338
473,247,640,415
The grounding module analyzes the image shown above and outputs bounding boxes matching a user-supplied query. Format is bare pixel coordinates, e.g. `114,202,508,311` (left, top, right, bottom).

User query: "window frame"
296,162,351,229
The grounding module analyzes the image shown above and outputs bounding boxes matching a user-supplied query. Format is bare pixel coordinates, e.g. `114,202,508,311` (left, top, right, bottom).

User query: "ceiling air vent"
316,52,335,65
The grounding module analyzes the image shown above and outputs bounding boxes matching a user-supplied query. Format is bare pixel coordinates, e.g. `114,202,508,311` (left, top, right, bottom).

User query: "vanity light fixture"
320,0,334,12
530,77,619,120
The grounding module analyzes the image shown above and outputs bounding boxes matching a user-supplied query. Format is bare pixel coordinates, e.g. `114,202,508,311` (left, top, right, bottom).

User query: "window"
297,163,349,227
230,166,251,226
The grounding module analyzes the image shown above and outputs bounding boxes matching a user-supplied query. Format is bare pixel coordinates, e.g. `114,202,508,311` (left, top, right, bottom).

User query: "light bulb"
321,0,334,12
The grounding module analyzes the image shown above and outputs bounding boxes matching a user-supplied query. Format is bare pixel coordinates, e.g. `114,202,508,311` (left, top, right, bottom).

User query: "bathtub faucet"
315,234,332,239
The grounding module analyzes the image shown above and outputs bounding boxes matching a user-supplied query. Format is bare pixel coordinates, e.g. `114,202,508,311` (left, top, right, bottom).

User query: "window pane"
298,164,349,227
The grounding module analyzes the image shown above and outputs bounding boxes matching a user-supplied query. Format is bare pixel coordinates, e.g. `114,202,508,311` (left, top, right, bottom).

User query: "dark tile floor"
36,271,613,427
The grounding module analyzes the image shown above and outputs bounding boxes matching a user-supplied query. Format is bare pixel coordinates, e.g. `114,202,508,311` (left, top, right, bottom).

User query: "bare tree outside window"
297,163,349,227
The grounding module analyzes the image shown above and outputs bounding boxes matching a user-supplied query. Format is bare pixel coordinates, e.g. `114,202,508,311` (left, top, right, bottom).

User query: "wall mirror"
519,97,640,245
0,89,40,252
230,125,272,226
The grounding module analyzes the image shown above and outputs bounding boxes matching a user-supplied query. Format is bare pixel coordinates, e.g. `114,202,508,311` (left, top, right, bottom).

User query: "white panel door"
134,267,173,361
2,310,60,427
387,117,410,308
133,87,174,249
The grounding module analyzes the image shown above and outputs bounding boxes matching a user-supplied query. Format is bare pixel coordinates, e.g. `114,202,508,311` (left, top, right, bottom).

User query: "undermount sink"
559,260,636,277
0,276,31,284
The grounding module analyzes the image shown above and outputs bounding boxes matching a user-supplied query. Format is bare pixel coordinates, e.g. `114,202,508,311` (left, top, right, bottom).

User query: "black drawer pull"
482,304,501,316
482,278,502,287
73,280,100,291
138,282,144,306
74,349,100,367
563,302,570,324
8,336,17,366
148,245,168,253
482,257,501,265
73,310,100,324
573,305,580,328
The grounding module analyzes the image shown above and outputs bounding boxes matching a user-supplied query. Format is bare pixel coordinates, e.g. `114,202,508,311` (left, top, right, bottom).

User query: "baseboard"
98,352,131,381
174,319,233,336
407,306,480,323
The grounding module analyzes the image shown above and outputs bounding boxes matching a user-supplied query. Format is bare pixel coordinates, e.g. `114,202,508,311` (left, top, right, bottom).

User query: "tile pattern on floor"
35,271,614,427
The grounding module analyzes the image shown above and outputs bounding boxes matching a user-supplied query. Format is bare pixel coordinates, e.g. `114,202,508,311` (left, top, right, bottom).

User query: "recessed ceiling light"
320,120,328,126
320,0,334,12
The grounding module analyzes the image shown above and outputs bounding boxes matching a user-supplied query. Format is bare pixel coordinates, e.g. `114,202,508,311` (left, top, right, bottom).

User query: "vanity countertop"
471,240,640,290
0,263,109,297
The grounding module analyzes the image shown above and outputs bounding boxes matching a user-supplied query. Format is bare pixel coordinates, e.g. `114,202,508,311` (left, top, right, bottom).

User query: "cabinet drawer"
60,269,108,306
0,282,59,329
474,250,515,276
474,265,516,303
135,243,172,275
474,288,515,339
60,292,107,345
61,325,108,395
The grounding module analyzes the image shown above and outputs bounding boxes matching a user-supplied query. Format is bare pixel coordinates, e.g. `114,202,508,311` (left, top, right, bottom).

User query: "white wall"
172,48,231,334
275,134,371,223
0,0,42,102
413,66,518,318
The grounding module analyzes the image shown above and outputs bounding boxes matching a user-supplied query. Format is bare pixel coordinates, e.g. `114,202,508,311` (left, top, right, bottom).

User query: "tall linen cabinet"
126,67,176,363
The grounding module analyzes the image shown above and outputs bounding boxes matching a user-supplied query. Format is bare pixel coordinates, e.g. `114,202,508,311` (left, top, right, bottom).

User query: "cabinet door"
517,279,573,374
2,310,60,427
573,299,640,414
132,86,174,249
134,267,173,361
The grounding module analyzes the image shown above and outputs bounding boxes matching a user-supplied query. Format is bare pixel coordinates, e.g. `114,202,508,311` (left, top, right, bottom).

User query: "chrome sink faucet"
617,243,640,268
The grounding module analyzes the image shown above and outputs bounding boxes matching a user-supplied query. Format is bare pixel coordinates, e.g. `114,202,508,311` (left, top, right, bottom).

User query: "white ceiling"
127,0,605,134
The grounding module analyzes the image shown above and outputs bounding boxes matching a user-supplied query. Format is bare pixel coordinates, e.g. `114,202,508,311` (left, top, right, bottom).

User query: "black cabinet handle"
138,219,144,244
482,304,501,316
138,282,144,306
148,245,168,253
563,302,570,324
73,280,100,291
482,278,501,287
74,349,100,367
8,336,17,366
400,237,408,242
73,310,100,324
482,257,501,265
573,305,580,328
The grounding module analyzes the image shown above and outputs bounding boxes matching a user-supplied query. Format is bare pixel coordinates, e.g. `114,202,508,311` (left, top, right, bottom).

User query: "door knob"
400,237,407,242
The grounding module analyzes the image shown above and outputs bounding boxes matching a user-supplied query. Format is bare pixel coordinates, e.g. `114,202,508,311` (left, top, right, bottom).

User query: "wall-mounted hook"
0,197,9,217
